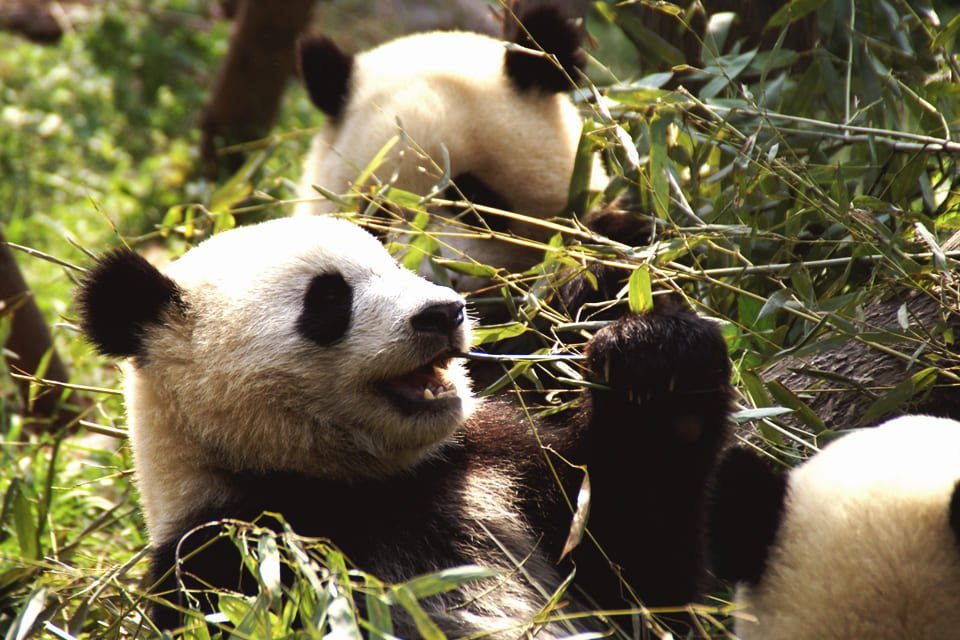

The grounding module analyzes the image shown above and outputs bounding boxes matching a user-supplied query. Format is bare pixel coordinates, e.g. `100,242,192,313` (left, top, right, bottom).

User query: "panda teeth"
422,386,456,401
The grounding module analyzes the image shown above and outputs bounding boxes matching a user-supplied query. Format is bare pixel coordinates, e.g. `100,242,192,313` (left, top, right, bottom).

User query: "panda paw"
585,306,731,417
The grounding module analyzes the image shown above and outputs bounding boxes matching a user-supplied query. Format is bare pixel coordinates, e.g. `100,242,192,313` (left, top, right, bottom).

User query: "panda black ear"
950,480,960,542
504,6,586,93
298,34,354,119
76,248,183,359
705,447,788,586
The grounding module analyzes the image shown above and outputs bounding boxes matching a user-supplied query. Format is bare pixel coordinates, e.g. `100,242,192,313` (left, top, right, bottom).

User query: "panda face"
79,217,476,538
166,216,474,462
707,416,960,640
296,8,607,290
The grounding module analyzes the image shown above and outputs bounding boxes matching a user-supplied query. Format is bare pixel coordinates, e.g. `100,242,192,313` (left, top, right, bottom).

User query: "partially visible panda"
77,216,732,636
295,7,614,290
706,415,960,640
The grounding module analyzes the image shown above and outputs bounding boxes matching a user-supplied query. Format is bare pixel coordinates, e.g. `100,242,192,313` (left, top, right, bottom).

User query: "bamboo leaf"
766,380,826,433
209,143,273,214
627,267,654,313
10,481,38,561
472,322,528,346
767,0,828,28
757,289,795,322
731,407,793,423
352,135,399,193
860,368,939,425
932,13,960,54
566,120,601,216
391,586,446,640
431,259,498,279
363,576,393,640
6,588,47,640
560,470,591,559
257,534,282,608
387,566,497,603
326,581,363,640
648,109,674,220
612,11,684,67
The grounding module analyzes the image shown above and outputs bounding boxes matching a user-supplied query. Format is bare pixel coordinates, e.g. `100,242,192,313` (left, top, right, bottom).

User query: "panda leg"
570,304,732,609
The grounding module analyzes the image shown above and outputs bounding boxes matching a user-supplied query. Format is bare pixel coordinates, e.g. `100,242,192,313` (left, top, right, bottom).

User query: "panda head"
296,7,605,288
706,416,960,640
77,217,474,535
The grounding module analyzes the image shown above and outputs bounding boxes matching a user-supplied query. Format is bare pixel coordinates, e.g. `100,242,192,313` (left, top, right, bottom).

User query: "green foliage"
2,0,960,637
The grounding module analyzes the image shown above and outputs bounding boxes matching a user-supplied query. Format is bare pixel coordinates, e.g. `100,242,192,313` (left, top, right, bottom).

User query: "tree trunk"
0,0,63,42
763,290,960,433
200,0,318,180
1,233,82,432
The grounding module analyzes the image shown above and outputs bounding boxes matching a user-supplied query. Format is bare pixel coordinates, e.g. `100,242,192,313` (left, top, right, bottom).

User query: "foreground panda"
295,8,615,290
707,415,960,639
77,216,731,635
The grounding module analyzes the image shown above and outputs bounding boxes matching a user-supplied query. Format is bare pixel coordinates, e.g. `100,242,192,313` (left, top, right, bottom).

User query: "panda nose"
411,301,465,334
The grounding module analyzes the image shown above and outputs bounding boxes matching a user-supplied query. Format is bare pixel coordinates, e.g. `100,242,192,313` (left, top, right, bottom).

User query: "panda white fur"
295,8,610,290
706,415,960,640
77,216,732,635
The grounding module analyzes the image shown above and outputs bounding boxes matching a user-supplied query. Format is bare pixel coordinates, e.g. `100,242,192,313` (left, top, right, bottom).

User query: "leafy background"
1,0,959,637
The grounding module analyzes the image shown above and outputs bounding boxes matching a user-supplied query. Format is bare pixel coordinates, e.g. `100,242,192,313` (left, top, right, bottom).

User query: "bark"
1,233,82,432
763,289,960,432
200,0,317,180
0,0,62,42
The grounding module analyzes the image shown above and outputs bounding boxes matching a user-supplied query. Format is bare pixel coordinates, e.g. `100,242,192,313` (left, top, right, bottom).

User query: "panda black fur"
295,8,614,291
77,216,732,635
706,415,960,640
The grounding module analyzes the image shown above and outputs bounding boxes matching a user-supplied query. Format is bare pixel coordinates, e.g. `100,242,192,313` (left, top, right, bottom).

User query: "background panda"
295,7,613,290
77,216,732,636
706,415,960,640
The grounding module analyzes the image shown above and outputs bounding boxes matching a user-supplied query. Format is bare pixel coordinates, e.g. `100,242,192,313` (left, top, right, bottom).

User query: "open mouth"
375,353,460,414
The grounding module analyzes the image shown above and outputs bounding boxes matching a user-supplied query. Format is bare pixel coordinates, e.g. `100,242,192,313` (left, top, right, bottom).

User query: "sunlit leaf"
560,470,591,559
8,588,47,640
472,322,528,346
431,259,498,279
731,407,793,423
258,534,282,607
627,267,653,313
387,566,497,603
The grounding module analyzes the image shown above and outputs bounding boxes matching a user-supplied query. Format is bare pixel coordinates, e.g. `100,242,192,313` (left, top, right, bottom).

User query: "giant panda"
295,7,615,291
706,415,960,640
77,216,732,636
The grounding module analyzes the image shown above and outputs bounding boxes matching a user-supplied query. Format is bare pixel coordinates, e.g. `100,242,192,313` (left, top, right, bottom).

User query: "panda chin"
376,354,461,415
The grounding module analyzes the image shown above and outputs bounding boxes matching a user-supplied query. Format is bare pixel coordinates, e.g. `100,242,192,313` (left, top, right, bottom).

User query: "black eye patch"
444,173,511,233
297,272,353,346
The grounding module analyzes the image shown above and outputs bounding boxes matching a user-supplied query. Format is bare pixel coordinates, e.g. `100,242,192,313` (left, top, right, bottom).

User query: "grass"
2,0,960,637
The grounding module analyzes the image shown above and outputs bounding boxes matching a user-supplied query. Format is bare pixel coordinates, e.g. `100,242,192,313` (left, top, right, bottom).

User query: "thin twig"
684,250,960,278
3,242,87,273
457,351,587,363
706,104,960,153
